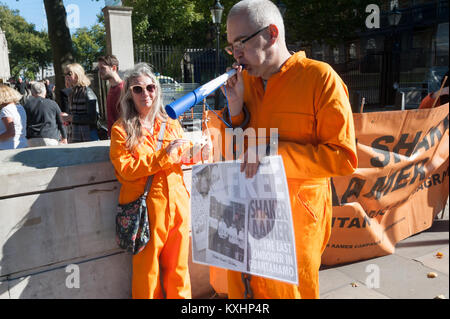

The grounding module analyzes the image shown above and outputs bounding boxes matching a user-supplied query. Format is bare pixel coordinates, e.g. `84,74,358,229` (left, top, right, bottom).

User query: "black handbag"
115,121,166,254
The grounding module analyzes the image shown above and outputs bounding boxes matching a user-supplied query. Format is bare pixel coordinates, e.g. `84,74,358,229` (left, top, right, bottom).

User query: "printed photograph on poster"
190,156,298,285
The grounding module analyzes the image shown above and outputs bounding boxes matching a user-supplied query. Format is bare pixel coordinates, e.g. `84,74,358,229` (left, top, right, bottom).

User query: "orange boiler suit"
110,117,197,299
220,51,358,299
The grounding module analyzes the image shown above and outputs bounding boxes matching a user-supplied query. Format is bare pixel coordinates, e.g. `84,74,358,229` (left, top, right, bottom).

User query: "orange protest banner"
322,103,449,265
202,103,449,292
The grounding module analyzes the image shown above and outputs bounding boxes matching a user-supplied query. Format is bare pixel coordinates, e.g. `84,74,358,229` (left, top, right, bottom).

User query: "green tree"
72,24,106,71
282,0,377,47
122,0,235,48
122,0,376,49
0,4,52,80
123,0,202,47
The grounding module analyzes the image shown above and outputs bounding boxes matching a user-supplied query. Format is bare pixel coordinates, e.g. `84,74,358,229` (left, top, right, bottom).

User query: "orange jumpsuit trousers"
110,118,195,299
210,51,358,299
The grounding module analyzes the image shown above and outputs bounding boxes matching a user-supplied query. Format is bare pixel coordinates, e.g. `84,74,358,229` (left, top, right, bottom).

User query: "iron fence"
312,48,444,110
134,45,233,84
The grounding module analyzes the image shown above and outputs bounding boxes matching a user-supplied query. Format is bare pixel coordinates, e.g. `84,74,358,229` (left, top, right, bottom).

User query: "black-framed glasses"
224,26,269,55
130,84,156,94
64,71,73,77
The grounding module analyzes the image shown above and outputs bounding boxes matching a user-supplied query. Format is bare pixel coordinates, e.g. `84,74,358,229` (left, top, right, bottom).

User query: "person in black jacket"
14,77,25,95
61,63,99,143
24,82,67,146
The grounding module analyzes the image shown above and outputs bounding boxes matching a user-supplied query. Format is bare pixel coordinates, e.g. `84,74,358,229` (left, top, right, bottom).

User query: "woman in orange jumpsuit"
110,63,206,299
211,0,358,299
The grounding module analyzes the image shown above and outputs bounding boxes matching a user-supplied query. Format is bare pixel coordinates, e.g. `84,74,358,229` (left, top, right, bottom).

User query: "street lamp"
388,5,402,106
211,0,224,108
388,6,402,27
276,0,287,17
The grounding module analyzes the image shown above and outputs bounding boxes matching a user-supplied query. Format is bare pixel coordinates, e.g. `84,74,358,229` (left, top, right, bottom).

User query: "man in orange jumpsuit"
216,0,358,299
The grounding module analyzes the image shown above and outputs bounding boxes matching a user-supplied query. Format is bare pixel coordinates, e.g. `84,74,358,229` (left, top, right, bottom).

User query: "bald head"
227,0,286,42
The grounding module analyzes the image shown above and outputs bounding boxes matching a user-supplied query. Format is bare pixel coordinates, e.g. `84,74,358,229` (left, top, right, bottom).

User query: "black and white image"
207,197,246,262
190,156,298,284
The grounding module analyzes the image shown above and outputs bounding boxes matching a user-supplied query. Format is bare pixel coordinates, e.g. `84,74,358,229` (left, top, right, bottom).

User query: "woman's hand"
175,134,212,164
166,138,190,158
201,141,211,162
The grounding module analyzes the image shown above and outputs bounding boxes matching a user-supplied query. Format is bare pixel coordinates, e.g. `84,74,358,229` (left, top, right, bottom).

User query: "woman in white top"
0,85,28,150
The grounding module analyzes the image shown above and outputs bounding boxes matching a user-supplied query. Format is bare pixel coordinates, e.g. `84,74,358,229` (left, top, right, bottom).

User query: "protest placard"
190,156,298,285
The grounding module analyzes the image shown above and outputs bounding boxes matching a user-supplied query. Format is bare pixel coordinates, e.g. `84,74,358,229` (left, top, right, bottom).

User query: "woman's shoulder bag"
115,121,166,254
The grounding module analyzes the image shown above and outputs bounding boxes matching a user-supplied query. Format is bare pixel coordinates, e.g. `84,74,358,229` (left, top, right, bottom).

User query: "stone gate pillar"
102,6,134,71
0,26,11,82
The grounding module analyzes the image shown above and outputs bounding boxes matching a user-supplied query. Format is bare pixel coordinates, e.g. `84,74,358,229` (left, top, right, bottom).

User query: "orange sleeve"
418,94,435,109
109,123,174,182
278,70,358,179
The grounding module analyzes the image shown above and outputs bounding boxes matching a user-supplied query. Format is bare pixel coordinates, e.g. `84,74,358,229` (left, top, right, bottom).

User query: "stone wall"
0,141,212,299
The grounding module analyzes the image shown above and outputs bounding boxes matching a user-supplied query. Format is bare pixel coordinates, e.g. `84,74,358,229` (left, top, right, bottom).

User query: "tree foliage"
282,0,377,47
0,4,52,79
1,0,379,80
123,0,377,48
72,24,106,71
122,0,236,48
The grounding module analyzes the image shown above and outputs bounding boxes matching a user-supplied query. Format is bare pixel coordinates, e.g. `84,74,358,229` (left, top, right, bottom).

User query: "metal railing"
134,45,233,84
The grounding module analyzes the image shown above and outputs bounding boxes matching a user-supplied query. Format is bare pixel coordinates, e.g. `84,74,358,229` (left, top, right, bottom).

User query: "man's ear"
268,24,279,44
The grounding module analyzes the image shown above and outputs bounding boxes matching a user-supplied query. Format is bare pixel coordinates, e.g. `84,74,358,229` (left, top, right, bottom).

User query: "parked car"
156,74,181,87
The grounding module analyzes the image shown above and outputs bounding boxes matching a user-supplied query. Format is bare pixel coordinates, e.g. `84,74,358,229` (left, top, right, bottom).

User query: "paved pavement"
319,200,449,299
204,200,448,300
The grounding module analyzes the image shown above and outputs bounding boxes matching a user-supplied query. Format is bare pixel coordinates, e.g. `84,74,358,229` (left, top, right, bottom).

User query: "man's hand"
222,64,245,117
240,145,263,179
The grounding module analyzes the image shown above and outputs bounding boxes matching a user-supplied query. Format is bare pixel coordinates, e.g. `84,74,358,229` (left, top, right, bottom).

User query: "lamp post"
388,5,402,106
381,5,402,107
388,5,402,27
211,0,224,108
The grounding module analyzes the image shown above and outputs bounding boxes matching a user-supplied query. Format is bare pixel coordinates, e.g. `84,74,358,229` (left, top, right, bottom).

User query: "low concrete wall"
0,141,212,299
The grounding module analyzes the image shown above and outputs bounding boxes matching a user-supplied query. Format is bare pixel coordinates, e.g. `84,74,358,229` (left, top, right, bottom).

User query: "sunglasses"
224,26,269,55
64,71,73,77
130,84,156,94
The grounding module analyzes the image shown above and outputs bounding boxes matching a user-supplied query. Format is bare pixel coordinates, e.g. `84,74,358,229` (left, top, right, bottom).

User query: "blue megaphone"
165,68,238,119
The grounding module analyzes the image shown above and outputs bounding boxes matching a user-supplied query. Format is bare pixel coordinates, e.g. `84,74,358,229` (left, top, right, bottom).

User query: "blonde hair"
119,63,167,152
65,63,91,87
0,84,22,106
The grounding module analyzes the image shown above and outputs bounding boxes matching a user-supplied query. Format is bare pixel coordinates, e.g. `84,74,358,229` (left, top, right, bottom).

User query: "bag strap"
143,121,167,197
